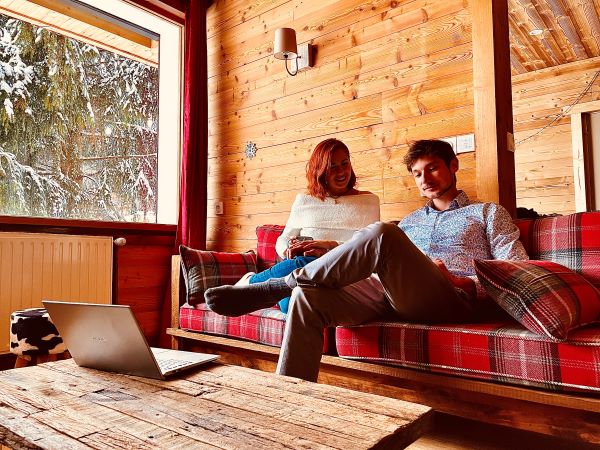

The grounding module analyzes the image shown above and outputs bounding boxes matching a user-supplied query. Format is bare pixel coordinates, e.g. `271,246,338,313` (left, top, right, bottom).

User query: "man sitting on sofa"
206,139,528,382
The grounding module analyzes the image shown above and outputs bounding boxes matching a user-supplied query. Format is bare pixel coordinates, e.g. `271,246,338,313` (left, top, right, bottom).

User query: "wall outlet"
456,134,475,153
215,201,224,215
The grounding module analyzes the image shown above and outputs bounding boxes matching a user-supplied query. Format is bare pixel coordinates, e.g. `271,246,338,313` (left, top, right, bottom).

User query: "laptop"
43,301,219,380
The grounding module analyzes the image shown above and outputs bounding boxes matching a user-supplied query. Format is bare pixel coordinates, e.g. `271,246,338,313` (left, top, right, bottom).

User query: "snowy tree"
0,14,159,222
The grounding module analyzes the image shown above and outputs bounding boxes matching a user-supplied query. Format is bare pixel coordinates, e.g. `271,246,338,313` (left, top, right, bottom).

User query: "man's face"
410,155,458,201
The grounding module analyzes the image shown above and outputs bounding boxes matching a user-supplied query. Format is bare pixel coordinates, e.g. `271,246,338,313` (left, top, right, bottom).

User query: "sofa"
168,213,600,444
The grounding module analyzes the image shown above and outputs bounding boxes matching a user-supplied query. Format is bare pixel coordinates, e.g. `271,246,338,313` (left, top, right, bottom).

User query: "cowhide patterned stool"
9,308,70,368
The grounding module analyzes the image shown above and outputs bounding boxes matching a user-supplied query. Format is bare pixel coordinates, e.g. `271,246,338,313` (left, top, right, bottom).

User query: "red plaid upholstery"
179,246,257,306
335,321,600,393
180,303,331,351
256,225,284,271
474,260,600,341
516,212,600,290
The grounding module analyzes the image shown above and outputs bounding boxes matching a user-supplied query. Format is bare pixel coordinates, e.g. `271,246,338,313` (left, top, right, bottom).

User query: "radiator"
0,232,113,353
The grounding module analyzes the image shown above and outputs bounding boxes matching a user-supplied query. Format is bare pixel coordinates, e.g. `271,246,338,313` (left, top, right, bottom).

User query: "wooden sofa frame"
167,255,600,444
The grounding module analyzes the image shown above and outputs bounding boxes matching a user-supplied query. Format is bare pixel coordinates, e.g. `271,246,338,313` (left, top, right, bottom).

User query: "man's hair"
403,140,457,172
307,138,357,200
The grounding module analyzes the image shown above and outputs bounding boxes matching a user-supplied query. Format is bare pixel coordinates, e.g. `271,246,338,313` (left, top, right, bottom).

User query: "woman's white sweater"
275,193,380,258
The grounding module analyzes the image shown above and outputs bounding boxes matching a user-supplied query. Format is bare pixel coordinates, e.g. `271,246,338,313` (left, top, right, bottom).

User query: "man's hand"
285,240,337,258
432,259,476,298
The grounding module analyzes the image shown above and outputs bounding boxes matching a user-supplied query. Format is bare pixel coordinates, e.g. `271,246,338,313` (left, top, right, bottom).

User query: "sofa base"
168,327,600,445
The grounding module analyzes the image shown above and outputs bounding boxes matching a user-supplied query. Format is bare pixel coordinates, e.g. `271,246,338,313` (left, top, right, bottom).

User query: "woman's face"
326,148,352,196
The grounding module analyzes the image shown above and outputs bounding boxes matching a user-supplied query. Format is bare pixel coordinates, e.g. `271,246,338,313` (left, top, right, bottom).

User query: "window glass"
0,0,181,223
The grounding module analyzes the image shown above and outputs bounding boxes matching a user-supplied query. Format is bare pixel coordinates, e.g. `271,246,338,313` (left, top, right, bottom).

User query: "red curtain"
159,0,208,347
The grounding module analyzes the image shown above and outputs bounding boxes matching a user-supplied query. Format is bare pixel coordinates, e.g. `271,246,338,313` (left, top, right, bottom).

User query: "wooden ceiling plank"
572,0,600,55
514,0,567,64
508,14,555,68
510,50,529,74
508,27,541,71
528,0,576,61
542,0,588,58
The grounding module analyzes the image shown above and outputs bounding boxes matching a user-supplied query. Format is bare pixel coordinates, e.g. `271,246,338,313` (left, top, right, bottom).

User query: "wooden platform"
168,328,600,445
0,359,432,449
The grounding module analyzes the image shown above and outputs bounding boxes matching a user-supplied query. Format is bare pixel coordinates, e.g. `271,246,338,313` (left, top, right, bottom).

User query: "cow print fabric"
10,308,66,355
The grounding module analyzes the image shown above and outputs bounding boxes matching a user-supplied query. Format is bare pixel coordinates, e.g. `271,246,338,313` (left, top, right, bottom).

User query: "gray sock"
204,277,294,316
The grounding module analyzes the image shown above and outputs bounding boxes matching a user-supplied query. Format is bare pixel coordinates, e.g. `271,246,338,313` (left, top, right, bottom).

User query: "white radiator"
0,232,113,353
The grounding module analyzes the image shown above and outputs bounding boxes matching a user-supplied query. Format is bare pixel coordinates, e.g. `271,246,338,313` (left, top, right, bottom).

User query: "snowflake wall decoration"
245,141,258,159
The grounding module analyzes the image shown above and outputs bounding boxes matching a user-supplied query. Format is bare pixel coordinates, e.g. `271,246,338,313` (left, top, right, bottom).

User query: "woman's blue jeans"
249,256,316,314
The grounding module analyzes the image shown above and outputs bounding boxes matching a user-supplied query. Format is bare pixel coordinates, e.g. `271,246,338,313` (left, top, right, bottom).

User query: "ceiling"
508,0,600,74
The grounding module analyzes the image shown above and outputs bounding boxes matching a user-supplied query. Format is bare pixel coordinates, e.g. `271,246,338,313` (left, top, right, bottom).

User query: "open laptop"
43,301,219,380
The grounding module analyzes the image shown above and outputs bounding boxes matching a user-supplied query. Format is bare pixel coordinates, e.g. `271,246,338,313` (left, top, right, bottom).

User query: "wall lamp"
273,28,314,76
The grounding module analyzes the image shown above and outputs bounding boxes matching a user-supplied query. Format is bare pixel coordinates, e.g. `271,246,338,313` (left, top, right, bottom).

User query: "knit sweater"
275,193,380,258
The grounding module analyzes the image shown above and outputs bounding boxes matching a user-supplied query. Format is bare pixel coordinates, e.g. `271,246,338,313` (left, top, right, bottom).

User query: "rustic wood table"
0,359,431,449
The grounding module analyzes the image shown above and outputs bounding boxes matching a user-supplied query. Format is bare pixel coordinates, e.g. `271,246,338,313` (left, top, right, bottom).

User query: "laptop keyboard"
157,358,194,372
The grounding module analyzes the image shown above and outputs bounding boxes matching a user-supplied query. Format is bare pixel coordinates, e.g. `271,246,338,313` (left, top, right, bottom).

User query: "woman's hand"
432,259,476,298
286,239,338,258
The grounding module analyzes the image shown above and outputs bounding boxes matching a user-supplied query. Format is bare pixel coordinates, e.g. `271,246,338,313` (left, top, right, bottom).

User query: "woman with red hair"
239,138,380,313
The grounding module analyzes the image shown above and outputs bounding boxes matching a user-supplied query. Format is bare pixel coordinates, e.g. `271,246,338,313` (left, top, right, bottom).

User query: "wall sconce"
273,28,314,76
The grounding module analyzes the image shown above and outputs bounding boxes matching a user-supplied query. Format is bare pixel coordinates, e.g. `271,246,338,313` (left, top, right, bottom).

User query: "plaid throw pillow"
255,225,284,271
179,245,257,306
474,259,600,341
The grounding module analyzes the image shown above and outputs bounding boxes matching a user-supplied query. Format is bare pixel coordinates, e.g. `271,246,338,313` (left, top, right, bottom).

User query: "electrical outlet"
456,134,475,153
215,201,224,215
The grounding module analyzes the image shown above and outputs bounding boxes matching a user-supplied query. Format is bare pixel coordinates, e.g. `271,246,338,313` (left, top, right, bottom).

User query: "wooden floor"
0,353,596,449
409,413,599,449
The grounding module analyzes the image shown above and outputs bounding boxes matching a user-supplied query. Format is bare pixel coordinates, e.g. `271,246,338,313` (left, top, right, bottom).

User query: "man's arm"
486,203,529,261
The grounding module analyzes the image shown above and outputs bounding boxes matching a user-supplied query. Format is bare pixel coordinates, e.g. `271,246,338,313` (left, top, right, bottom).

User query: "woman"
241,138,380,313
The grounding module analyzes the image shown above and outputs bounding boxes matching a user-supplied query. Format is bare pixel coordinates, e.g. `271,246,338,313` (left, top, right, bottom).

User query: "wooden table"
0,359,431,449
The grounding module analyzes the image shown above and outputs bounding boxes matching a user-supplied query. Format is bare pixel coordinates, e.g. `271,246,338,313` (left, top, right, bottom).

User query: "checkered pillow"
179,245,257,306
474,259,600,341
255,225,284,271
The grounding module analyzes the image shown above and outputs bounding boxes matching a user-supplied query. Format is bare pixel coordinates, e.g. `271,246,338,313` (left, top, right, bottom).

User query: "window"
0,0,182,224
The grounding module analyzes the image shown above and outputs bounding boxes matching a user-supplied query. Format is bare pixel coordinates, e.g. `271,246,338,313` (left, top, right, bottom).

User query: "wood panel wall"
206,0,476,252
513,56,600,216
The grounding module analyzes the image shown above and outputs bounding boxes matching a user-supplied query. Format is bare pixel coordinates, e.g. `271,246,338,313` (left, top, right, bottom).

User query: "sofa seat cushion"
180,303,331,352
336,320,600,393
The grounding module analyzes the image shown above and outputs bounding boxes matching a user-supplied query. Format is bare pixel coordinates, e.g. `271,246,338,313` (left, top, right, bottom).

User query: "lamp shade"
274,28,297,59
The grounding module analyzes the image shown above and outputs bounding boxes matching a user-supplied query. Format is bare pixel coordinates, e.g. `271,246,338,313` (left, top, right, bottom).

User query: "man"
205,139,528,382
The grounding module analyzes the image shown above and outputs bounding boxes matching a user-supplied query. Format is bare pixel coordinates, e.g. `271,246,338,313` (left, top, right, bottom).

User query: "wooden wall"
206,0,476,252
513,56,600,216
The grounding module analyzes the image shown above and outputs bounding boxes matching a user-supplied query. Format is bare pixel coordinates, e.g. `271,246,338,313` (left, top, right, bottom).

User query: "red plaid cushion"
180,303,331,352
516,212,600,290
474,259,600,341
256,225,284,271
179,245,257,306
336,321,600,393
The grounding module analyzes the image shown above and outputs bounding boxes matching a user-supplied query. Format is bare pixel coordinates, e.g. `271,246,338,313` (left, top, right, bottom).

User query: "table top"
0,359,431,449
